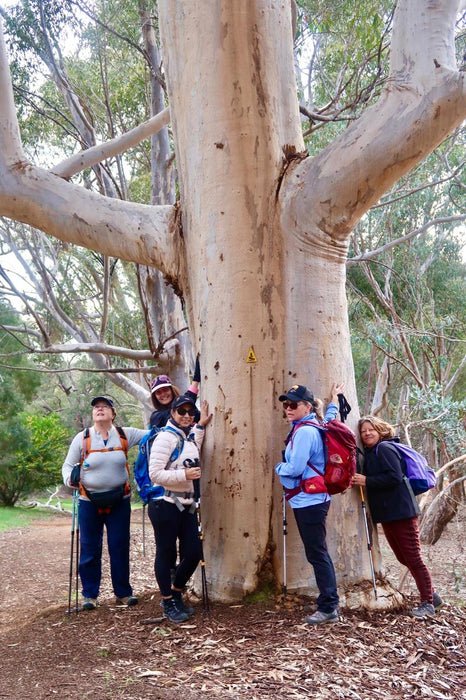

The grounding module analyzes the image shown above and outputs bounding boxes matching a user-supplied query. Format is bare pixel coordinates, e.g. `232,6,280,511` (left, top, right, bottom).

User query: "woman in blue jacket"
352,415,442,619
275,383,342,625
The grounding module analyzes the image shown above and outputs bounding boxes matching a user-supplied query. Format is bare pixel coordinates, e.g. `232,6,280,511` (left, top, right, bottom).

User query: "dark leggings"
148,498,202,597
293,500,339,613
382,516,433,603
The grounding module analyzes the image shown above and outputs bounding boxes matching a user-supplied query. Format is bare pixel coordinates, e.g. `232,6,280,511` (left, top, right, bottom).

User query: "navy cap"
91,396,114,407
279,384,314,403
172,394,197,410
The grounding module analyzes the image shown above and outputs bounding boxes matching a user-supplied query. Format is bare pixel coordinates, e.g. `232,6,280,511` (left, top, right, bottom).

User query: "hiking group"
62,365,442,624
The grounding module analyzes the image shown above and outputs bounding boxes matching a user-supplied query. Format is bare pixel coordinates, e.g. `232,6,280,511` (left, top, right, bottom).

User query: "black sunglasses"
282,400,299,410
176,407,195,416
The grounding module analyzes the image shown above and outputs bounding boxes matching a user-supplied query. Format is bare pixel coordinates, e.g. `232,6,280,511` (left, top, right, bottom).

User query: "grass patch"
0,497,144,533
243,583,277,603
0,506,66,532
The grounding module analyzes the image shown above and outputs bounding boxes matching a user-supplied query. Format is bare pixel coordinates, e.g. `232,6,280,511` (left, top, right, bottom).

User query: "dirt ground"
1,506,465,700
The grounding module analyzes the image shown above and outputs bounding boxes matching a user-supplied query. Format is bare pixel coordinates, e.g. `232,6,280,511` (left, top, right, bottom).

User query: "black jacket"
363,440,419,523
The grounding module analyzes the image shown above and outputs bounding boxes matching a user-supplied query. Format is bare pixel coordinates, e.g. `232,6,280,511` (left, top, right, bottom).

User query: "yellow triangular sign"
246,346,257,363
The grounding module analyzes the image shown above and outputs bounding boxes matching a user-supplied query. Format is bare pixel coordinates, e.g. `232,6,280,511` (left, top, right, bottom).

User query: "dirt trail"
1,508,464,700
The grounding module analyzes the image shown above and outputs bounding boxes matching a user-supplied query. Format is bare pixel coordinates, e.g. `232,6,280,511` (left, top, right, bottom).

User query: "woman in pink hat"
149,358,201,429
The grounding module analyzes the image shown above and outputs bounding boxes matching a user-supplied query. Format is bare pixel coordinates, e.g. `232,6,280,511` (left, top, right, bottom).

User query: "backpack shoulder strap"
375,440,400,457
115,426,129,455
290,419,324,449
162,424,181,436
161,425,185,465
115,426,130,482
82,427,91,463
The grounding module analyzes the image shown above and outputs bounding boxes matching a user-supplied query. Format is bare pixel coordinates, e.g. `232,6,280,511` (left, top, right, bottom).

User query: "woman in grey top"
62,396,147,611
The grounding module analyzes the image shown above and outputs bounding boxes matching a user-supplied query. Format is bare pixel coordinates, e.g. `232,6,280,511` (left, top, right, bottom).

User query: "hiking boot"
411,601,435,619
115,596,138,607
433,591,444,610
161,597,189,623
171,590,194,617
305,609,339,625
82,597,97,611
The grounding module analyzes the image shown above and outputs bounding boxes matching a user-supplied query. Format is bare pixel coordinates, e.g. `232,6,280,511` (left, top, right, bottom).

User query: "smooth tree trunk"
0,1,464,602
156,1,366,600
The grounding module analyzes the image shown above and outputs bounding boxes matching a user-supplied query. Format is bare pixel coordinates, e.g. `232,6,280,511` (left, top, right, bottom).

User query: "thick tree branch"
0,163,178,272
281,0,466,254
0,18,180,279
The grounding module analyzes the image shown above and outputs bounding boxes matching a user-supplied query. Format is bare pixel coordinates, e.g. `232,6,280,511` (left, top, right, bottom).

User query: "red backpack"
286,419,357,496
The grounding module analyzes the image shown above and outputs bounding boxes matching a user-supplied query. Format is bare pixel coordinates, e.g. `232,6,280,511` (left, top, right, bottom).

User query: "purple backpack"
377,441,436,495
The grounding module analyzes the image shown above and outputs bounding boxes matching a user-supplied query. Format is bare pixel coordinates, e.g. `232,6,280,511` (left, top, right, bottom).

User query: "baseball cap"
172,394,197,411
279,385,314,403
91,396,114,407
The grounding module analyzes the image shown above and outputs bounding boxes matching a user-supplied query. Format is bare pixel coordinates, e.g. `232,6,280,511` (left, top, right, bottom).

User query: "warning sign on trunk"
246,347,257,363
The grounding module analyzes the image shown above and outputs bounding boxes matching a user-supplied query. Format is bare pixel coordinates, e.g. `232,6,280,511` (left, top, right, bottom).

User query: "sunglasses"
282,400,299,410
176,407,195,416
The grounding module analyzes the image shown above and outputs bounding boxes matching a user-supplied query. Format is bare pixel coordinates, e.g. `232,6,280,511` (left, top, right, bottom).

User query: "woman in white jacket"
148,394,212,622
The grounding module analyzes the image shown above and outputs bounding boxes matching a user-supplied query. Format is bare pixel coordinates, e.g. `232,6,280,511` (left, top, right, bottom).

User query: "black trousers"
293,500,339,613
148,498,202,597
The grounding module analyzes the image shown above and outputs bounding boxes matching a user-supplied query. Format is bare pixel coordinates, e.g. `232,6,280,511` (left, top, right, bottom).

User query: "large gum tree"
0,0,464,603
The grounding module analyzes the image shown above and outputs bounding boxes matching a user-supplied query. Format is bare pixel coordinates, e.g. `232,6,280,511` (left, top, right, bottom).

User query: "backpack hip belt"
164,489,196,513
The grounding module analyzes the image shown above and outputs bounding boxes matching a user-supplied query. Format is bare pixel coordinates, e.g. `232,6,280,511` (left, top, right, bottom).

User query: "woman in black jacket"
149,359,201,429
352,415,442,619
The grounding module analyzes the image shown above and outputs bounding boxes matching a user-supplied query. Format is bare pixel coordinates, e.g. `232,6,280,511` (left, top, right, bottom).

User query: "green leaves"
0,412,68,507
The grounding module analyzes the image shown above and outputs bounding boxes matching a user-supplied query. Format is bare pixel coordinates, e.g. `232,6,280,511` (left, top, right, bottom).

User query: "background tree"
0,0,189,414
0,0,464,602
347,136,466,539
0,299,69,505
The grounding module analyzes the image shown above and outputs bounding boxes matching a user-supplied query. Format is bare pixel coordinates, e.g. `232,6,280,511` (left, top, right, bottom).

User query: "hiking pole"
142,503,146,557
282,489,287,597
194,478,210,615
359,485,377,600
67,489,79,614
75,489,80,613
185,458,210,615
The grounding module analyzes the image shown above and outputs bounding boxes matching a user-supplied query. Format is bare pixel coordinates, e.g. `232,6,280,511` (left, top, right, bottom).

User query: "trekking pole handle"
183,458,200,467
184,458,201,499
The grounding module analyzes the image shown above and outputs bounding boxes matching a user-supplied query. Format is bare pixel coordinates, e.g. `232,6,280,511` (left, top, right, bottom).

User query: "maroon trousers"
381,516,433,603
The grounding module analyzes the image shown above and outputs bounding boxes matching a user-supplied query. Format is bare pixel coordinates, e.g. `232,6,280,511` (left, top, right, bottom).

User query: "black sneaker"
161,597,189,623
171,590,194,617
411,601,435,618
433,591,444,610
